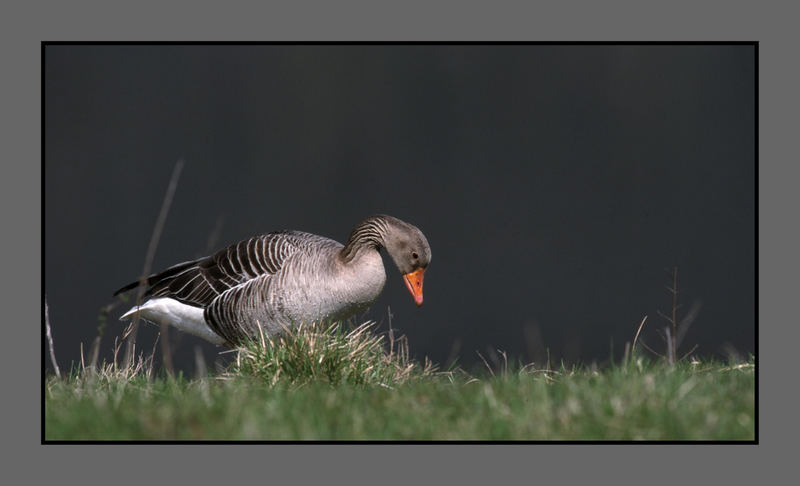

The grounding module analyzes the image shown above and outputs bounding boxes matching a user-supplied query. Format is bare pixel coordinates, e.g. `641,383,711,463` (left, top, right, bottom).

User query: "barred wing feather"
113,230,327,308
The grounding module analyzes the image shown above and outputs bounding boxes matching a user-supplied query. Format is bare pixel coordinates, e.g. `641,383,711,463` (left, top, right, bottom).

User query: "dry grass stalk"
44,295,61,378
160,326,175,376
476,351,495,378
629,315,648,361
635,266,701,365
665,326,675,366
123,158,184,369
88,335,102,372
637,338,665,359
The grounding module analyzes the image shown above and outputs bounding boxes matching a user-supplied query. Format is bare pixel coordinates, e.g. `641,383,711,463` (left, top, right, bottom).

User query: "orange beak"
403,268,426,307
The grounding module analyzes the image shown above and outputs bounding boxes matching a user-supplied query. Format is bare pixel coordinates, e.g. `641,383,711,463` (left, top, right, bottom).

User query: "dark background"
44,44,755,374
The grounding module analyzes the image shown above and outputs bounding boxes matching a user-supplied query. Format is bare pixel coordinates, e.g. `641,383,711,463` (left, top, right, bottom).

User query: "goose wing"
114,230,326,307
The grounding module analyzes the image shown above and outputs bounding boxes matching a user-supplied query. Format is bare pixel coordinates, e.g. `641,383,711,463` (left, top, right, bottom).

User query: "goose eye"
411,251,419,260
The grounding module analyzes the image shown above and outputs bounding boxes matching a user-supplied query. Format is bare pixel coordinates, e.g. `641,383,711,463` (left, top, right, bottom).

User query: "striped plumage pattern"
115,215,430,346
340,215,391,262
117,231,329,308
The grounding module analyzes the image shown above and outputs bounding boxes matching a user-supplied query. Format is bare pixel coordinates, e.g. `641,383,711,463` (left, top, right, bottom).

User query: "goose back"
115,231,331,308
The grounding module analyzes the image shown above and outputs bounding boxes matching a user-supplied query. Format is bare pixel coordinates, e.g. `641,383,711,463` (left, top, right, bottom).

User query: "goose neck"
340,216,390,263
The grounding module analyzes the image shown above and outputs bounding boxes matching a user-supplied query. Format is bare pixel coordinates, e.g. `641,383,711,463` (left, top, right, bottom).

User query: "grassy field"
45,323,755,441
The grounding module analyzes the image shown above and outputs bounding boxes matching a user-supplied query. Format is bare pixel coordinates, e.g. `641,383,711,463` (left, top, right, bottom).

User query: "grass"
230,321,437,386
44,321,755,441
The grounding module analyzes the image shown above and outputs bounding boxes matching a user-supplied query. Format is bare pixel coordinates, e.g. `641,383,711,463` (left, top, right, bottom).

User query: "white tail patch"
120,297,226,345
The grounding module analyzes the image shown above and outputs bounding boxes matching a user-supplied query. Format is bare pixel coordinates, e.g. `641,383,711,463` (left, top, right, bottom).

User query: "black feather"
112,259,200,296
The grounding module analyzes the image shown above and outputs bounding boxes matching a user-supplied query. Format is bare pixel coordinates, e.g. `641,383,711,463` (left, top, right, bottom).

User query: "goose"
114,215,431,346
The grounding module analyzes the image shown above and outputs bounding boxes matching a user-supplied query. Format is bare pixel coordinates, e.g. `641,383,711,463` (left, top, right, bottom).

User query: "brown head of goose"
114,215,431,346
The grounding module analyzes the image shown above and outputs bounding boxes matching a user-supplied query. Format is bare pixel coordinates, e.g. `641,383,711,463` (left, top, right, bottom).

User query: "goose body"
115,215,431,346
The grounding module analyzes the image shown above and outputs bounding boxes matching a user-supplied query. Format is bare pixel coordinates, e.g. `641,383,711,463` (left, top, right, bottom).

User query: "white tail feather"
120,297,225,345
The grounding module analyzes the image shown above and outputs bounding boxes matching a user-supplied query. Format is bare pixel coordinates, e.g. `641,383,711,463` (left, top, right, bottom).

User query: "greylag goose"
114,215,431,346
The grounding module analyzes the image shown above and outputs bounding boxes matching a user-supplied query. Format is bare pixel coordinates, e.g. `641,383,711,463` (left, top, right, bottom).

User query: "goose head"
342,215,432,307
381,218,431,307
